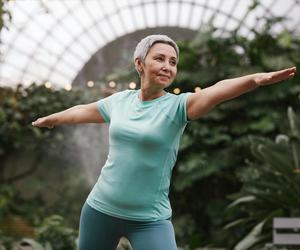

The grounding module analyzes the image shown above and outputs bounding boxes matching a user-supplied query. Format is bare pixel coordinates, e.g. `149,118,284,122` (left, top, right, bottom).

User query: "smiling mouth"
158,75,170,79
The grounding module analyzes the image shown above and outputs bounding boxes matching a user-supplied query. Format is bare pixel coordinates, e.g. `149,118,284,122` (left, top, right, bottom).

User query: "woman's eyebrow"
154,53,165,57
154,53,177,60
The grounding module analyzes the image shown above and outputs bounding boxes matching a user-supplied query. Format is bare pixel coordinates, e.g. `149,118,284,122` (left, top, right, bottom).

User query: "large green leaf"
233,220,266,250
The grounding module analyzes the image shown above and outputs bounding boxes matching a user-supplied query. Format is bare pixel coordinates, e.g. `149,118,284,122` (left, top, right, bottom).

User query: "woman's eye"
156,57,163,61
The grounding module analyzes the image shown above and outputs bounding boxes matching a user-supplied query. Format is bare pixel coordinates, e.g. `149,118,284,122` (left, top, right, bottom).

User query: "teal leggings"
78,202,177,250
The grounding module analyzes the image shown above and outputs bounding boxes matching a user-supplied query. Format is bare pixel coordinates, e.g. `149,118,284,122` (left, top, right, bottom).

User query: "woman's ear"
134,58,144,75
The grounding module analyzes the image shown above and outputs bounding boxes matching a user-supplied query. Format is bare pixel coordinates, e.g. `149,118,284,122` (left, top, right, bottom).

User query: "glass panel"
49,73,71,88
84,1,105,19
0,64,21,82
157,2,168,26
144,3,156,27
23,20,47,43
132,5,146,29
120,7,135,32
13,34,37,53
109,13,126,36
4,50,29,69
1,25,18,45
168,2,180,26
54,59,77,77
35,49,63,70
179,2,193,28
98,19,115,40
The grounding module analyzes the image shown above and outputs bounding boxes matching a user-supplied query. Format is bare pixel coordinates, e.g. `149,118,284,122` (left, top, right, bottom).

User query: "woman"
32,34,296,250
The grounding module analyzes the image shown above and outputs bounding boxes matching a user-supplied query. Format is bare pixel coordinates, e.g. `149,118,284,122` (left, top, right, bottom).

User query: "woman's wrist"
47,113,59,127
46,114,57,128
253,73,266,86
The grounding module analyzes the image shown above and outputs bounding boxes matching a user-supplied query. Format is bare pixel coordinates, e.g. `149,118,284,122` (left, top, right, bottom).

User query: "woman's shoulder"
162,91,191,103
120,89,137,95
119,89,138,100
159,92,192,126
107,89,137,99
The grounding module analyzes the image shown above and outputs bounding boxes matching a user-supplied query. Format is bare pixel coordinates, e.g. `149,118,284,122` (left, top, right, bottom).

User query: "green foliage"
0,229,14,250
0,215,78,250
0,184,46,228
171,27,300,248
37,215,77,250
0,83,86,183
0,185,15,219
226,107,300,249
0,83,94,247
0,192,79,249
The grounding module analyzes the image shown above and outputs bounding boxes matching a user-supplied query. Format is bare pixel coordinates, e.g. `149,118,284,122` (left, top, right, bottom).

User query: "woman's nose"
162,63,170,71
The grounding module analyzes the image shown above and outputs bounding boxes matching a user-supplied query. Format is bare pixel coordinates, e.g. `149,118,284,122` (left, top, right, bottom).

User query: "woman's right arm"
32,102,104,128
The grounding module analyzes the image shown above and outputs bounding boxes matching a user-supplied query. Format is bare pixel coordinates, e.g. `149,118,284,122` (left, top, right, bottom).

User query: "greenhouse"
1,0,300,249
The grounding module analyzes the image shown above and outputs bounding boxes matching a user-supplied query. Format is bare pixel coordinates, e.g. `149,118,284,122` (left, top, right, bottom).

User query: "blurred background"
0,0,300,249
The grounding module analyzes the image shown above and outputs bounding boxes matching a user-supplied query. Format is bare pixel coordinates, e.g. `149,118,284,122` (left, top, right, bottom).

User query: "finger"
273,68,295,79
281,68,295,74
32,120,42,127
287,67,296,73
275,71,295,82
284,67,296,75
276,67,296,75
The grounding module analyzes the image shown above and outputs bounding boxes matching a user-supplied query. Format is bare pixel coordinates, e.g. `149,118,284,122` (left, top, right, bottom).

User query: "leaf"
227,196,256,210
224,218,254,230
234,220,266,250
250,139,294,174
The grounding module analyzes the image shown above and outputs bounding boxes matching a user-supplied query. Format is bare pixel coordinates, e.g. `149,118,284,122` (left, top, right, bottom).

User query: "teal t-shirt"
87,89,191,221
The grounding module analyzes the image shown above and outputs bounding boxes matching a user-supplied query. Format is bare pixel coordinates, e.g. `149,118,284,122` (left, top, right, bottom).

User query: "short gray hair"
133,34,179,75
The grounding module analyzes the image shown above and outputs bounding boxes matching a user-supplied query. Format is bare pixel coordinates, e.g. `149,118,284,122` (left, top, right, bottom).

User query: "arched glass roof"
1,0,299,88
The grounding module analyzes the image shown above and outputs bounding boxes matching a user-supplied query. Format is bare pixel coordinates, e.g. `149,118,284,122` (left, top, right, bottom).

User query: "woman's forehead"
148,43,177,57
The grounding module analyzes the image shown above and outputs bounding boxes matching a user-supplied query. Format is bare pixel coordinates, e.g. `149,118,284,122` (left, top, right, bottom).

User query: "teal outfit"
79,202,177,250
86,89,191,222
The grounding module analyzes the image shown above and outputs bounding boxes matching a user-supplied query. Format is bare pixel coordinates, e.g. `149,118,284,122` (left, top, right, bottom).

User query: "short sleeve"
97,90,128,123
160,92,192,127
175,92,192,125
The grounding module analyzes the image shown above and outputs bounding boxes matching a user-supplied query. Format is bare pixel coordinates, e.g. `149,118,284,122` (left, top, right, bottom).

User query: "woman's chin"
155,82,171,88
156,79,171,86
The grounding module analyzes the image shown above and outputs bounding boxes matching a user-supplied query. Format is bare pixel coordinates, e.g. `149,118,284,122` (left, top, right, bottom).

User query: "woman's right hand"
32,117,54,129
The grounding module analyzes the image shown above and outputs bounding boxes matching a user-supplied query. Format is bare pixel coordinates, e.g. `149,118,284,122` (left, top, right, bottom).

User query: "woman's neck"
138,87,166,101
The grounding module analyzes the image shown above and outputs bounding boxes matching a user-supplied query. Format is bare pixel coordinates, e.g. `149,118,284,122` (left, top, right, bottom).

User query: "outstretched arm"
187,67,296,120
32,102,104,128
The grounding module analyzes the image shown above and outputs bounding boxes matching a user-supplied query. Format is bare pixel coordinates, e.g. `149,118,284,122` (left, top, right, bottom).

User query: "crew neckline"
136,89,169,105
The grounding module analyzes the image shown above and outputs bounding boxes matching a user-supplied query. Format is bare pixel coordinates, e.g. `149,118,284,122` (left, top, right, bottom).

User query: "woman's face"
139,43,178,89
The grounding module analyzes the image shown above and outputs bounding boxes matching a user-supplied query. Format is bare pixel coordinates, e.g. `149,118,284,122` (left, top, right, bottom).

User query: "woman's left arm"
187,67,297,121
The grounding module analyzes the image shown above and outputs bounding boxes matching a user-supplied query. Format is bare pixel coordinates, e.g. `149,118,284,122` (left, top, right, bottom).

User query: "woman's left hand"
254,67,296,86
